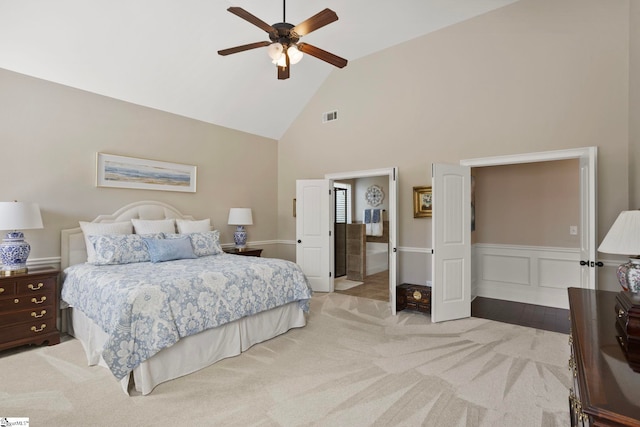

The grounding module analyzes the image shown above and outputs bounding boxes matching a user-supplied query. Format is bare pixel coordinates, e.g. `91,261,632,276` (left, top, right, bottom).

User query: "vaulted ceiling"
0,0,519,139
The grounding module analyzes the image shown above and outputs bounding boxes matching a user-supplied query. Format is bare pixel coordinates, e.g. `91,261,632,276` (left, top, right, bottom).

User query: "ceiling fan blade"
297,43,348,68
292,9,338,37
278,54,290,80
227,7,276,34
218,41,271,56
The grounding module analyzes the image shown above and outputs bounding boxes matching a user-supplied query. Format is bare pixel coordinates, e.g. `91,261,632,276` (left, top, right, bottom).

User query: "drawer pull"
31,296,46,304
568,356,577,377
30,324,47,333
31,310,47,318
0,287,4,293
618,308,625,318
569,388,587,423
28,282,44,291
14,298,19,304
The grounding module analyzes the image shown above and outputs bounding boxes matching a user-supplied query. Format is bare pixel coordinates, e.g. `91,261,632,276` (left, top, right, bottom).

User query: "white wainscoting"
473,243,580,309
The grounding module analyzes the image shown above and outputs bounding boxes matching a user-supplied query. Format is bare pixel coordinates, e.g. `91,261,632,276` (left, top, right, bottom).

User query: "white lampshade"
287,45,303,64
275,54,287,68
599,210,640,292
228,208,253,226
267,42,283,61
0,201,43,231
598,210,640,255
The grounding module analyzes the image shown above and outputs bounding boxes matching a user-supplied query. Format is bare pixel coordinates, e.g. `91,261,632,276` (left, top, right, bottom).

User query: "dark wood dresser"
568,287,640,426
0,266,60,351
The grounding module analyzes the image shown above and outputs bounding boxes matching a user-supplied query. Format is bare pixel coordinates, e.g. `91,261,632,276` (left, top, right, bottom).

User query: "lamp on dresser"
0,201,43,276
228,208,253,250
598,210,640,293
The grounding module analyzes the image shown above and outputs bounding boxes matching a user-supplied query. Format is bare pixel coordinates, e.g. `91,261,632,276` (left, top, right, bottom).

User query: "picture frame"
413,186,432,218
96,153,197,193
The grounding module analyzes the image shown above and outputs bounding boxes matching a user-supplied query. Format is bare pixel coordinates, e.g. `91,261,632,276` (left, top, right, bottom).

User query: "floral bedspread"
61,253,312,380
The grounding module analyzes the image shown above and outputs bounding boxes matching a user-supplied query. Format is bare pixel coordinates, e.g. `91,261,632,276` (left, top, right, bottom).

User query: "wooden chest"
396,283,431,313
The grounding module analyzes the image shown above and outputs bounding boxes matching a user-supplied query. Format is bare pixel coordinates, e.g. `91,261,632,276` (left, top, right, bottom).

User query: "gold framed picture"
413,186,432,218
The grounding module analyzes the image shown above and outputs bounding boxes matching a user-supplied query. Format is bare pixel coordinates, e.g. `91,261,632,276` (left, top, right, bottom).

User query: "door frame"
325,167,399,313
460,146,597,291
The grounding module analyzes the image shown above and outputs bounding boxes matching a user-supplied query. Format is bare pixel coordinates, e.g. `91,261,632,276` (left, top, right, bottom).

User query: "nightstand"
0,266,61,351
223,247,263,257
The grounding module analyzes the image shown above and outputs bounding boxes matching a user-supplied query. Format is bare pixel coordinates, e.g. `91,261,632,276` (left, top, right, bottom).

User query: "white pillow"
131,218,176,234
79,220,133,263
176,218,211,234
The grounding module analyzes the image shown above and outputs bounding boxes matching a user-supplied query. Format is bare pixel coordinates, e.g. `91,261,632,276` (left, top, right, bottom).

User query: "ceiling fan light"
267,42,283,61
276,54,287,68
288,45,303,64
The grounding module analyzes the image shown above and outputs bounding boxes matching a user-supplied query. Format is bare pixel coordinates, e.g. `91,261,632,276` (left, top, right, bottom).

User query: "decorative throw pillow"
143,236,197,263
88,233,162,265
80,220,133,264
164,230,223,257
176,218,211,234
132,218,176,235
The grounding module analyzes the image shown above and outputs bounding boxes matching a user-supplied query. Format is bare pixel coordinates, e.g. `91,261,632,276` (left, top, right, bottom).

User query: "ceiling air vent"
323,110,338,123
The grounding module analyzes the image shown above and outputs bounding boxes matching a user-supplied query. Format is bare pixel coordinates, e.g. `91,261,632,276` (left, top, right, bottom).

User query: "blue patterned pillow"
143,236,197,263
164,230,223,257
88,233,162,265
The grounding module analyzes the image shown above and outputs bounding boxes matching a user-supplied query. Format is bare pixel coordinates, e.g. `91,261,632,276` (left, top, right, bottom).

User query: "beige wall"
631,1,640,209
277,0,631,288
473,160,580,247
0,69,279,262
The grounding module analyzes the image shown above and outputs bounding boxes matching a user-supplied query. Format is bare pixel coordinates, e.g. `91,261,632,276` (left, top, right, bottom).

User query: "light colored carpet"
334,277,364,291
0,293,571,426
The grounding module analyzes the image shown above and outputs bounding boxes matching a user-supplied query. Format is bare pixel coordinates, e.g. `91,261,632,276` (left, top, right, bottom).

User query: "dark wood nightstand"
223,247,263,257
0,266,61,351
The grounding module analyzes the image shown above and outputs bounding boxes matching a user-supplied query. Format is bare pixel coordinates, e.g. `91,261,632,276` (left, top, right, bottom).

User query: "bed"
60,201,312,395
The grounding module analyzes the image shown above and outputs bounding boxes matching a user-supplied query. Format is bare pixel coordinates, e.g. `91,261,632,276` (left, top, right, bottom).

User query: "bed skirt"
68,302,306,395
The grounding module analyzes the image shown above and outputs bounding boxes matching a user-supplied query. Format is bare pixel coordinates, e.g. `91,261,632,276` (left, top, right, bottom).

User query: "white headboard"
61,201,195,270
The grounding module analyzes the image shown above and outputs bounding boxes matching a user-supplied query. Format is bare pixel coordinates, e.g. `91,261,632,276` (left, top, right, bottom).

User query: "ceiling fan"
218,1,348,80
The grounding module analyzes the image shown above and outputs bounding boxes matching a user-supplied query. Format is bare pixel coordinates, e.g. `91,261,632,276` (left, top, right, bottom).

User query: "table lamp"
598,210,640,292
0,201,44,275
228,208,253,250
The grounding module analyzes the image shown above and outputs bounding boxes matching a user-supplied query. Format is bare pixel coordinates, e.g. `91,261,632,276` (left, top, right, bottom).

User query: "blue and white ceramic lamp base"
617,257,640,293
0,231,31,275
233,226,248,249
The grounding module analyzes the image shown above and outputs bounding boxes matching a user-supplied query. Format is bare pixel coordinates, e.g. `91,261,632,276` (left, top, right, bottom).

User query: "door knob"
297,240,302,243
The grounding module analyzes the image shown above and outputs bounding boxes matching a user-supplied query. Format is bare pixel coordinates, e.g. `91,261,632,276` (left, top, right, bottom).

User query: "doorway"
325,167,399,313
461,147,598,310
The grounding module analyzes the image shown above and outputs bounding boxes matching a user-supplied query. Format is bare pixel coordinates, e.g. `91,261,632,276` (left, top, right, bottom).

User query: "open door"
579,147,598,289
296,179,334,292
432,163,471,323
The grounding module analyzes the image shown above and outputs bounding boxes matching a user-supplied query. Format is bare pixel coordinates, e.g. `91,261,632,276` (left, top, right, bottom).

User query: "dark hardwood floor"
336,273,570,334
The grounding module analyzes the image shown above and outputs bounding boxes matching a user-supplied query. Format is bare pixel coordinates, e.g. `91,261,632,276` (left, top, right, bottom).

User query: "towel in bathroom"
372,208,381,223
364,209,373,235
371,209,383,236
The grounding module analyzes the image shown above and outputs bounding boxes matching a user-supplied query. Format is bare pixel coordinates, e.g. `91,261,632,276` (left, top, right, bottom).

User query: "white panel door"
296,179,333,292
579,147,597,289
432,163,471,323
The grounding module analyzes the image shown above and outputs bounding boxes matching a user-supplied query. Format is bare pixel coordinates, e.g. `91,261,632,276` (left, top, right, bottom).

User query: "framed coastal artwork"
413,186,432,218
96,153,197,193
